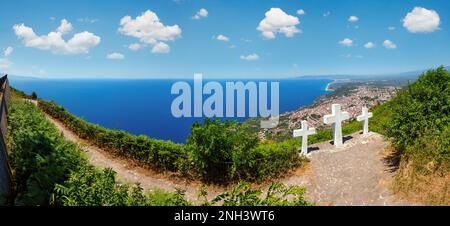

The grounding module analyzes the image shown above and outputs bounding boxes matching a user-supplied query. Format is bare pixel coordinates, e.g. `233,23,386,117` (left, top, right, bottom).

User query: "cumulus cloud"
118,10,181,54
4,47,13,57
364,42,375,49
216,34,229,42
56,19,73,34
348,16,359,23
339,38,353,46
388,26,396,31
106,52,125,60
403,7,440,33
192,8,208,20
297,9,305,15
151,42,170,54
383,40,397,49
257,8,301,39
323,11,331,17
13,19,101,55
240,53,259,61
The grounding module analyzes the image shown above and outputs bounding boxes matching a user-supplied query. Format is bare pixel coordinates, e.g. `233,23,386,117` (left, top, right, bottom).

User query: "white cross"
323,104,350,146
357,107,373,135
293,120,316,155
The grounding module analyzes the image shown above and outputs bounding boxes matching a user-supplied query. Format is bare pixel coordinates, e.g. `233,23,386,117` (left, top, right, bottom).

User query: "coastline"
325,79,336,91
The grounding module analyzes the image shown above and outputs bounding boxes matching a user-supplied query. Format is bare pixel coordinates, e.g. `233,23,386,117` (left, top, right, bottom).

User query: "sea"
9,77,332,143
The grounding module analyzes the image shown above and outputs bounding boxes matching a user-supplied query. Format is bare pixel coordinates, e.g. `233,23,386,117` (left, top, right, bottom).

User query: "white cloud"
383,40,397,49
339,38,353,46
229,45,237,48
348,16,359,23
403,7,440,33
364,42,375,49
297,9,305,15
118,10,181,54
151,42,170,54
13,19,101,55
106,52,125,60
4,47,13,56
128,43,142,51
240,53,259,61
388,26,396,31
216,34,229,42
323,11,331,17
192,8,208,20
56,19,73,34
257,8,301,39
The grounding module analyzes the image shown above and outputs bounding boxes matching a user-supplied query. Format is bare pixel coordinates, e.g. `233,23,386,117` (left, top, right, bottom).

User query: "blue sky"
1,0,449,78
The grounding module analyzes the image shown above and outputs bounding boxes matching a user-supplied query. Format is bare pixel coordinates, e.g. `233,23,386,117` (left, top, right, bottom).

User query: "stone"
293,120,316,155
324,104,350,146
357,107,373,135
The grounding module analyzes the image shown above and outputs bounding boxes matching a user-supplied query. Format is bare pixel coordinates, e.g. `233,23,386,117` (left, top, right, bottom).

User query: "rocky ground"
281,132,410,205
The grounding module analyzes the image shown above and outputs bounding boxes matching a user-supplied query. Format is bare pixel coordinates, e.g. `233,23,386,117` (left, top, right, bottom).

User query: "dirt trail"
281,132,408,205
43,113,227,202
39,102,407,205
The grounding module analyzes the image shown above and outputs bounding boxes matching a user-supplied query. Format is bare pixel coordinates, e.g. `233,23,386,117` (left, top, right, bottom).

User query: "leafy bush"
187,119,258,182
371,67,450,205
204,181,313,206
54,166,191,206
187,119,303,182
384,66,450,166
8,100,88,205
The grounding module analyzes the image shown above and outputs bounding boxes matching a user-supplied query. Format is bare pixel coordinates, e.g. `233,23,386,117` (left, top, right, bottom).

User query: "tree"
31,91,37,100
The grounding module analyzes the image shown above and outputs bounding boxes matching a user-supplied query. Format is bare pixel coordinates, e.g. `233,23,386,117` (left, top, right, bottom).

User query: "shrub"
187,119,303,182
187,119,258,182
205,181,313,206
54,166,191,206
8,100,88,205
384,66,450,165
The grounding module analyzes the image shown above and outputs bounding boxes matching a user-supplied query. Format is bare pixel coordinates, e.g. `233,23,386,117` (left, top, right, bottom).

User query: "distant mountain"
297,66,450,84
5,74,40,81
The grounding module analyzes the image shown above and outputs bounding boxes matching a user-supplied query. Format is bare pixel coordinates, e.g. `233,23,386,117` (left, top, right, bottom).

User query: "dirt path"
281,132,409,205
38,101,407,205
43,113,227,202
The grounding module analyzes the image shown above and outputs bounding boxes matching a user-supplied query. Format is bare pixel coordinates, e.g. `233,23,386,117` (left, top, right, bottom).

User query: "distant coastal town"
254,81,398,141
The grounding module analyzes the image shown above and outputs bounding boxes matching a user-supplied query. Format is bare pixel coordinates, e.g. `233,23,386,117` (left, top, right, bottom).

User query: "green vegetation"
203,182,313,206
54,166,191,206
7,98,311,206
38,100,305,183
8,100,88,205
31,91,37,100
187,119,303,182
373,66,450,205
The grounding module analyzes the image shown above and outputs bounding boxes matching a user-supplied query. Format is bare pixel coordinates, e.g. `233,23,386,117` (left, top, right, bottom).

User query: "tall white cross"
293,120,316,155
324,104,350,146
357,107,373,135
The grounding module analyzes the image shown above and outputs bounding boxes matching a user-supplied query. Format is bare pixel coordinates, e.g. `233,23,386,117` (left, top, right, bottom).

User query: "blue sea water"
9,78,331,143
